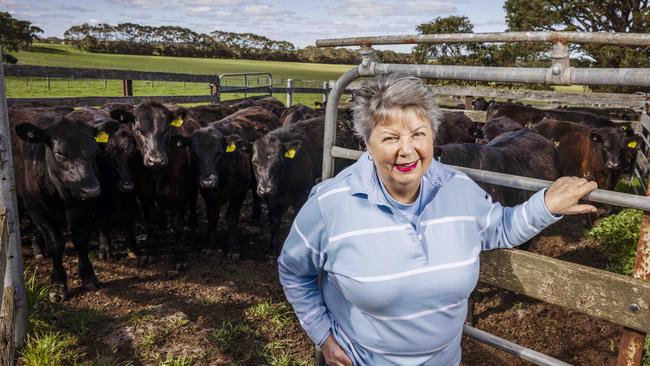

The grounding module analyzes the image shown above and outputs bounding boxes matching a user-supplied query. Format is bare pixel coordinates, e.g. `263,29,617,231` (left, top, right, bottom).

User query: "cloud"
58,5,93,12
106,0,244,8
329,0,456,17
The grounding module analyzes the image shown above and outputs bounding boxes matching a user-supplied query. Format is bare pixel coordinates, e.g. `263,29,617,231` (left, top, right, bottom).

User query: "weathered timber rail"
318,31,650,366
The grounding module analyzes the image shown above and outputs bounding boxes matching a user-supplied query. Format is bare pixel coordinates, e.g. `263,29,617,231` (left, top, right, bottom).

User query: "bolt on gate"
316,31,650,366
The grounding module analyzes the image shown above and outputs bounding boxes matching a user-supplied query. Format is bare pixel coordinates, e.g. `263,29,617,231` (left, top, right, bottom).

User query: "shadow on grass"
30,46,71,55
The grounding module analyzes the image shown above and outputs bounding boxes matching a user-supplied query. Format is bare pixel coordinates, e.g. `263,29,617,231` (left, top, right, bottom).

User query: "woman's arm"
278,192,332,346
473,176,597,250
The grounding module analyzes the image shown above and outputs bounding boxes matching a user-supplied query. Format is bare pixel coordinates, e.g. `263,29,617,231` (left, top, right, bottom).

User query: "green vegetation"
588,209,642,276
209,321,240,350
247,299,293,333
160,354,194,366
21,331,79,366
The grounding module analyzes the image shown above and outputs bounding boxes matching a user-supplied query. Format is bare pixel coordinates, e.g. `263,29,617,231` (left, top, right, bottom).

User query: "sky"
1,0,508,52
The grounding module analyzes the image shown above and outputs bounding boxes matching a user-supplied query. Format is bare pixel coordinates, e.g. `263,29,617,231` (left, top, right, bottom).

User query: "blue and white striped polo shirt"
278,152,561,365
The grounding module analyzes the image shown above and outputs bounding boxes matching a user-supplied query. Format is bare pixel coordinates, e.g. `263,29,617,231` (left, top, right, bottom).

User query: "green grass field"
6,43,354,106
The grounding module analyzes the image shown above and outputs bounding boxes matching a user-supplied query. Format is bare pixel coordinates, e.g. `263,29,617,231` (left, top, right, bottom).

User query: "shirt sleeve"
472,184,563,250
277,188,332,346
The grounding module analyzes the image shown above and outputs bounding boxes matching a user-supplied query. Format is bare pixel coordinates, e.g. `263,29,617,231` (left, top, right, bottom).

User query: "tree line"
59,22,412,64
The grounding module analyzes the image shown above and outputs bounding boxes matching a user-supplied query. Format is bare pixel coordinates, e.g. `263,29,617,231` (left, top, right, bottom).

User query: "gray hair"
351,74,441,142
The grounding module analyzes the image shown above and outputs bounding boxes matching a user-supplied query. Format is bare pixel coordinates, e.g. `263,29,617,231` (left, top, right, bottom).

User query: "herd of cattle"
7,95,643,301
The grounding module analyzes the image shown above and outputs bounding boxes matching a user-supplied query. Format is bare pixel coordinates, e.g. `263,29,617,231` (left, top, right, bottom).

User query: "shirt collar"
349,151,456,206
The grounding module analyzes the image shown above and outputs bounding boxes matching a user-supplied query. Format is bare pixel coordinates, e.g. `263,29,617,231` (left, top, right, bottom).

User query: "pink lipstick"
394,161,418,173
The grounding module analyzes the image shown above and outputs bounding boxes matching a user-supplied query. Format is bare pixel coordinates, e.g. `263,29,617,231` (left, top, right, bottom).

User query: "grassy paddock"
6,44,352,107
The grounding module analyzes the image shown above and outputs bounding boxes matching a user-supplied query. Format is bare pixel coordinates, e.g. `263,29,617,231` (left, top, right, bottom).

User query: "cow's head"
131,102,187,169
15,117,118,200
591,127,634,170
173,127,250,189
252,135,301,198
102,124,138,192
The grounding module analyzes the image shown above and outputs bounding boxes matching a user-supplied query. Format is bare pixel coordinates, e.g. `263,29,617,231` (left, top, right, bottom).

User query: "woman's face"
366,107,434,202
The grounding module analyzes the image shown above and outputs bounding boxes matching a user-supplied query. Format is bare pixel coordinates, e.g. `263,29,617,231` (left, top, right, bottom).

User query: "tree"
504,0,650,91
0,12,42,63
412,16,478,64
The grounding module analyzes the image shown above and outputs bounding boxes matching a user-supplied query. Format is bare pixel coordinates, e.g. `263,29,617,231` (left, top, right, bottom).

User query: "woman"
278,74,597,366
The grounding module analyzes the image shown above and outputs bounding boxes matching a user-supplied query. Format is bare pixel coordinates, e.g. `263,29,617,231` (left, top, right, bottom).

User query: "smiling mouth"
394,160,418,173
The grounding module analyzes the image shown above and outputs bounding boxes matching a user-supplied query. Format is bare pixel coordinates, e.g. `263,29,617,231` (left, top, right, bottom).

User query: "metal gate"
317,31,650,366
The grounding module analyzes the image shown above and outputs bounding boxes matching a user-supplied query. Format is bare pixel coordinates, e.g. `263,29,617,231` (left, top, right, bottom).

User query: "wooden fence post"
323,81,329,103
465,95,473,110
616,173,650,365
122,79,133,97
287,79,293,106
0,49,27,351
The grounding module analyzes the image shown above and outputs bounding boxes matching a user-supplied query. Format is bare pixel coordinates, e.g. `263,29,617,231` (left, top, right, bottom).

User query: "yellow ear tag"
95,131,109,143
284,148,296,159
226,142,236,153
628,140,638,149
170,116,184,127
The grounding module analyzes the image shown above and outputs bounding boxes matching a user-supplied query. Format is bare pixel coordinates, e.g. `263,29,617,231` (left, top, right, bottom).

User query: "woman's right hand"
321,334,353,366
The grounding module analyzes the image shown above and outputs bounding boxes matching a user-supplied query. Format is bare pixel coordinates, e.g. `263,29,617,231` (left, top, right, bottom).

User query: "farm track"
20,205,621,365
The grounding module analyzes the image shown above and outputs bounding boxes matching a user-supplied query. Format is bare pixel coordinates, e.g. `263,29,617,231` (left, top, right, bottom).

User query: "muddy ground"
20,203,622,365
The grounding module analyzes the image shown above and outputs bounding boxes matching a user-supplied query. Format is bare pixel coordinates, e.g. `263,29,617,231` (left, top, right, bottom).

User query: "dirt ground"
21,204,622,365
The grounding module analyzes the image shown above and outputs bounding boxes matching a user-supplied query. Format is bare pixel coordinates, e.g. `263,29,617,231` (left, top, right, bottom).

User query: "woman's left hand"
544,176,599,215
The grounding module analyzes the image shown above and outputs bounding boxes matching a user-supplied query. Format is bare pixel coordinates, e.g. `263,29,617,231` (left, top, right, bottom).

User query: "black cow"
557,106,641,121
481,116,524,142
435,129,560,206
229,96,286,118
189,103,236,125
12,114,119,301
129,102,201,268
172,127,252,260
252,117,357,257
436,111,481,145
279,103,323,125
534,120,641,190
67,108,140,260
9,106,74,260
487,103,618,128
473,97,493,111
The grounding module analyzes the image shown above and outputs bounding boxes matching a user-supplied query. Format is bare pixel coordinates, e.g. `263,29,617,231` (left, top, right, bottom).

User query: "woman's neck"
384,181,421,204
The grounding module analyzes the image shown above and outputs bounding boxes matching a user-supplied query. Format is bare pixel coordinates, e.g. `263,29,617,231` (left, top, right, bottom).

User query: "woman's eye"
414,132,426,137
383,136,398,142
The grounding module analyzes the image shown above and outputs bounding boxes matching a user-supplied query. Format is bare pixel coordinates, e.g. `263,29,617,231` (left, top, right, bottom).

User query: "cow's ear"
283,140,301,159
170,135,191,148
170,108,189,128
626,135,641,150
15,123,49,144
109,109,134,124
591,131,604,143
94,120,120,135
91,121,120,144
224,134,240,153
622,125,635,137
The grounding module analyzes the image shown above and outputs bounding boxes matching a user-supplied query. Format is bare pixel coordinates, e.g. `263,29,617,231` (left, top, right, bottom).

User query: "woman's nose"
398,136,415,155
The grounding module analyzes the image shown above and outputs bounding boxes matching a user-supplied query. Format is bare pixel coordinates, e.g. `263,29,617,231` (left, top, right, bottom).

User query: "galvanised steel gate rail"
317,31,650,366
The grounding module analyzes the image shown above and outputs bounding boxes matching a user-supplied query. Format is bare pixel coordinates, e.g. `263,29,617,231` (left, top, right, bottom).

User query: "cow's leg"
201,189,221,254
250,179,262,226
265,198,287,259
31,228,46,261
138,194,159,260
225,193,246,261
39,221,68,302
121,195,139,258
168,202,189,271
70,214,101,291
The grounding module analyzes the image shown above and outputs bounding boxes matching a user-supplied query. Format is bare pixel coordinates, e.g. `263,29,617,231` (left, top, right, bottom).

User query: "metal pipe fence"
318,31,650,366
